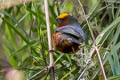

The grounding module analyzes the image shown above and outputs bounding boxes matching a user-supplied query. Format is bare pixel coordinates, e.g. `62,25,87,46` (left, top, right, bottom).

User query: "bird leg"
48,48,56,52
46,65,55,80
72,47,75,53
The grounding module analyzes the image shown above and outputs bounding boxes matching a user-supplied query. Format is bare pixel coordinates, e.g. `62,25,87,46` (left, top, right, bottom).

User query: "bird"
52,13,85,54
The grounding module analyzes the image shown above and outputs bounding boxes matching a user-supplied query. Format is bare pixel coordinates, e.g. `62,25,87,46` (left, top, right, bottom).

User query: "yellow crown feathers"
58,13,69,19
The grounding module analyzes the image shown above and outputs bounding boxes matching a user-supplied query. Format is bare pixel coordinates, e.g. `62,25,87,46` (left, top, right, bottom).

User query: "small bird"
52,13,85,53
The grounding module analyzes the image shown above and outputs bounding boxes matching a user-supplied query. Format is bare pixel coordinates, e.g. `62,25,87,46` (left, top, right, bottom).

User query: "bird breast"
52,32,80,53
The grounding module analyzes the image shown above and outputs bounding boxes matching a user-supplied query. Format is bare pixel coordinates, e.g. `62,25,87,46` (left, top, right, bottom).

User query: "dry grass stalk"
44,0,55,80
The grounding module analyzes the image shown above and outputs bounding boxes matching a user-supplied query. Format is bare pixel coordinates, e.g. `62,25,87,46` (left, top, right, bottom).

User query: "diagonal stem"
78,0,95,40
94,46,107,80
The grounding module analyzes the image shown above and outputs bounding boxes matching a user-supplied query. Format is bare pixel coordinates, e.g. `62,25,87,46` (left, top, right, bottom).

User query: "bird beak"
56,18,61,23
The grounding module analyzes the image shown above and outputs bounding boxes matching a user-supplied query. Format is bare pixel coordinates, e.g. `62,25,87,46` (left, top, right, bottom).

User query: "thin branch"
94,46,107,80
44,0,55,80
77,1,107,79
77,0,95,40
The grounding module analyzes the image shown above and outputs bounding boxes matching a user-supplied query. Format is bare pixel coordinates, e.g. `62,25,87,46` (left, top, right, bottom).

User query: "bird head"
57,13,78,27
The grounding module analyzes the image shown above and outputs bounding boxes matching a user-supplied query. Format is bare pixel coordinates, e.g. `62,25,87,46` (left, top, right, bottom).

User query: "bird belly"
52,32,80,53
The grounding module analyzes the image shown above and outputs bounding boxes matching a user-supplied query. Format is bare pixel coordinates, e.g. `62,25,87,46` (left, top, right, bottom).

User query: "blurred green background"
0,0,120,80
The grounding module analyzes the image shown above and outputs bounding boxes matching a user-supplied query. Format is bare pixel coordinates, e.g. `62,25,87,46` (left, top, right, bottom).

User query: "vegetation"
0,0,120,80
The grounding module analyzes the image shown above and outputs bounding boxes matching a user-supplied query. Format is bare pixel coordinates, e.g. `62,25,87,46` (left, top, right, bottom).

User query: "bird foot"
46,65,54,72
48,48,56,52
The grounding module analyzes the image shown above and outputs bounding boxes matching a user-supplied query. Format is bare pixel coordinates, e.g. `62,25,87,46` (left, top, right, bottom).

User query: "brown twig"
77,0,95,41
77,1,107,79
94,45,107,80
44,0,55,80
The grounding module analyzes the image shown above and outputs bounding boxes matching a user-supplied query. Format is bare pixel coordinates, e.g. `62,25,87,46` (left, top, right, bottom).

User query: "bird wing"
61,34,82,44
55,24,85,40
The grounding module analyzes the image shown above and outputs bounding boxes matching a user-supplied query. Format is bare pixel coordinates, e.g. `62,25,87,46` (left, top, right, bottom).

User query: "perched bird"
52,13,85,54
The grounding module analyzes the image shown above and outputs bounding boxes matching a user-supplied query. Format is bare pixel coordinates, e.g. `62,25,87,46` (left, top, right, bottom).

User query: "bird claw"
48,48,56,52
46,65,54,72
46,65,50,71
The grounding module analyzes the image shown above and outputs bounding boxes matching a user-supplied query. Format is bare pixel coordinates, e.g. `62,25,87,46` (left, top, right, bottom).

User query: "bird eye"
60,19,64,22
56,18,65,23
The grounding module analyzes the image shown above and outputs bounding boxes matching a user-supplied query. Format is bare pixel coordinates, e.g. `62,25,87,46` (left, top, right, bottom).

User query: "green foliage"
62,0,74,13
0,0,120,80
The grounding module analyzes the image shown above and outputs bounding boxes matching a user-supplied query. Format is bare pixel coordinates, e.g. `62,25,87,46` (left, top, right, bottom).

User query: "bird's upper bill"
58,13,69,19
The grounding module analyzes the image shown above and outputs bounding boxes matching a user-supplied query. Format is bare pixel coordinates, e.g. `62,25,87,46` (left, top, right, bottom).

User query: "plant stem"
94,46,107,80
78,0,95,40
44,0,55,80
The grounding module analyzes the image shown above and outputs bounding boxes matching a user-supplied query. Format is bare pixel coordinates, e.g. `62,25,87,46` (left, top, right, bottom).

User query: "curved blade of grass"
1,11,18,23
27,4,46,25
29,68,46,80
108,75,120,80
15,12,29,27
60,67,76,80
3,18,30,44
112,25,120,45
95,17,120,45
54,53,64,64
3,18,40,56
